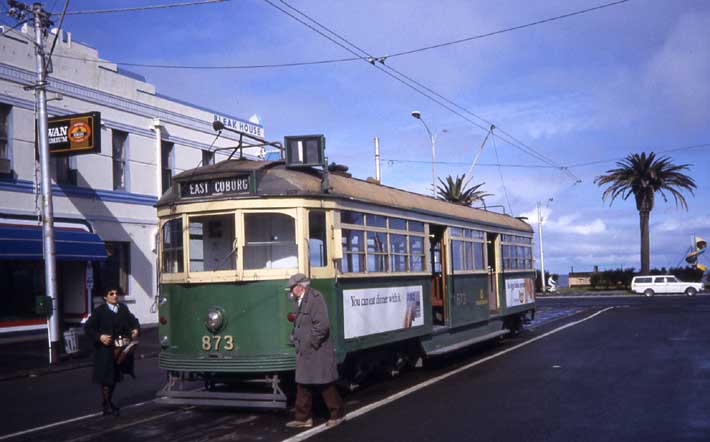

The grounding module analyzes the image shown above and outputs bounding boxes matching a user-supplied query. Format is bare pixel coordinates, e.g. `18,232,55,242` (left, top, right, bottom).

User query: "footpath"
0,325,160,382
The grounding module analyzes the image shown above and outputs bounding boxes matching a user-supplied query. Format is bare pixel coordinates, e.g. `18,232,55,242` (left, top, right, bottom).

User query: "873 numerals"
201,335,235,351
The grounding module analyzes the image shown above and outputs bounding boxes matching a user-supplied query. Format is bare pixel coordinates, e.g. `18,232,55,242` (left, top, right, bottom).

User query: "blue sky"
23,0,710,275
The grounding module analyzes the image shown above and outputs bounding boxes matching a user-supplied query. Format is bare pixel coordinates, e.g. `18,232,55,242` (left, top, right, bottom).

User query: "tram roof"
158,159,532,233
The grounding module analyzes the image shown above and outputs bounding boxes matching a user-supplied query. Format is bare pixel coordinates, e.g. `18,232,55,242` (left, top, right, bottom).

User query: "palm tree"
594,152,696,275
436,175,492,207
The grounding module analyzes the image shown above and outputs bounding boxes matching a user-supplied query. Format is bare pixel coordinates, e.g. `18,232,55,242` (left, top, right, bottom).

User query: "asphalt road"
2,295,709,442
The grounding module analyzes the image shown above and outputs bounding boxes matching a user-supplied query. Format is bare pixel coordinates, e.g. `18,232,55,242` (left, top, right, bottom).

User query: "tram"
155,135,535,408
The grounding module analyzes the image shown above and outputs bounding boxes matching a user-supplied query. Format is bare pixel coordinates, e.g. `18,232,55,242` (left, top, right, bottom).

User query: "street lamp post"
411,111,447,197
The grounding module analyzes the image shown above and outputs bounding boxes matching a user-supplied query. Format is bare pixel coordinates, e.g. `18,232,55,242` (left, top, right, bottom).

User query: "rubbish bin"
63,328,80,354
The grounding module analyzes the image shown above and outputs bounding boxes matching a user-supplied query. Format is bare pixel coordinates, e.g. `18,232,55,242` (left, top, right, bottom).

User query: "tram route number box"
46,112,101,156
180,174,255,199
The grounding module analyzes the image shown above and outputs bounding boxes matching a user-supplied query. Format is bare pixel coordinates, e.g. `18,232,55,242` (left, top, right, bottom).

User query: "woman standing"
84,288,140,416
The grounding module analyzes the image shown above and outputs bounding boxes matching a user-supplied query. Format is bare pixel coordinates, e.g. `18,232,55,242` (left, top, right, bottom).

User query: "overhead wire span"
55,0,229,15
48,0,70,63
565,143,710,168
387,0,630,59
47,0,627,77
266,0,581,183
382,158,559,168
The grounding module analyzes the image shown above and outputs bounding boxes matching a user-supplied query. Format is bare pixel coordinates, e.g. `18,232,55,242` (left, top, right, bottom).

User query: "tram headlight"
160,335,169,347
205,307,226,333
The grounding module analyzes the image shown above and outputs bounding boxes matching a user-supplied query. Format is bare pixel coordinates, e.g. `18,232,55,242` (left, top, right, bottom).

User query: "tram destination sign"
46,112,101,156
180,175,254,198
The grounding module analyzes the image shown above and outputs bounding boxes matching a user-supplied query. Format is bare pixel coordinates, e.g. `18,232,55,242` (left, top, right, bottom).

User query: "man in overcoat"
285,273,344,429
84,287,139,416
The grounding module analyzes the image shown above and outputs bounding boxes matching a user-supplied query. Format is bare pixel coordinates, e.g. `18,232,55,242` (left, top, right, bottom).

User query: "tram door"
487,233,499,312
430,225,446,325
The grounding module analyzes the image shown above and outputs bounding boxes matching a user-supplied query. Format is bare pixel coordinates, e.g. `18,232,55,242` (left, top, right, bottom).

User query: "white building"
0,25,264,333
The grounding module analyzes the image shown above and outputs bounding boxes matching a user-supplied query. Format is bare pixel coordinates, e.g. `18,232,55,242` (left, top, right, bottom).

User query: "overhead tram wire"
42,0,629,80
54,0,230,15
266,0,579,183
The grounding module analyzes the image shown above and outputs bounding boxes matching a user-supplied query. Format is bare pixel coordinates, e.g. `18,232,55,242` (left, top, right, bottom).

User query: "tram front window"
162,218,184,273
244,213,297,269
189,214,236,272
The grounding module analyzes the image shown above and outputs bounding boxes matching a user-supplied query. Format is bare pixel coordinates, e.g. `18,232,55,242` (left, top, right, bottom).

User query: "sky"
8,0,709,275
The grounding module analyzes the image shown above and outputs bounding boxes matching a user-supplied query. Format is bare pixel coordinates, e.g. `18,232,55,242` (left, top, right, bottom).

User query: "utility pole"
537,201,545,292
8,1,60,364
373,137,381,182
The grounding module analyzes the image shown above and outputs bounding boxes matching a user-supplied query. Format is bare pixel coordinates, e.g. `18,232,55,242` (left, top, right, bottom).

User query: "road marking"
0,400,183,441
282,306,615,442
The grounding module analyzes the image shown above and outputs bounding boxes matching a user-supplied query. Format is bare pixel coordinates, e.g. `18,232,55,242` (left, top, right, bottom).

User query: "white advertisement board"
343,285,424,339
505,278,535,307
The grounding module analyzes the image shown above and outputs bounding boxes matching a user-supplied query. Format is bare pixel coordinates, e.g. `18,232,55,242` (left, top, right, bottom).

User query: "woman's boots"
101,385,120,416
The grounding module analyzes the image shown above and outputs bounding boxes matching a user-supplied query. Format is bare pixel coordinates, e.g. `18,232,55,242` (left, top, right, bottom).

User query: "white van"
631,275,704,297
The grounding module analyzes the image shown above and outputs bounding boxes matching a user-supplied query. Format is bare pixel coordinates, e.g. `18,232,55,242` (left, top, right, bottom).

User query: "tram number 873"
201,335,236,351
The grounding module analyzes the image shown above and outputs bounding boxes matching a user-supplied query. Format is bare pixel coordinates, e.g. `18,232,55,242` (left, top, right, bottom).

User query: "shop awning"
0,225,107,261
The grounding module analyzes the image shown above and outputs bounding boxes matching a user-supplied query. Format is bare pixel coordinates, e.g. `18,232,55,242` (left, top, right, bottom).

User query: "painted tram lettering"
182,176,251,198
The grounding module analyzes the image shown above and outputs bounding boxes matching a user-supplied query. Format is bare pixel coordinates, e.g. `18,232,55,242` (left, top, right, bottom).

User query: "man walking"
286,273,344,429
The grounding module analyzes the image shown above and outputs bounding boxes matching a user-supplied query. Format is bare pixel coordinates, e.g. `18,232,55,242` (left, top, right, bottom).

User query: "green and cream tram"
156,155,535,408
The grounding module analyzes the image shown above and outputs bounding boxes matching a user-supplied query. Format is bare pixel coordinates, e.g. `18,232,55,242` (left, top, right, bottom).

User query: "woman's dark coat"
290,287,338,385
84,303,140,385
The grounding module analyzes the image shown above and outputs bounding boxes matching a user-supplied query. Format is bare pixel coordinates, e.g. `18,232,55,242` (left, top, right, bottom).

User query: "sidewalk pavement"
0,325,160,382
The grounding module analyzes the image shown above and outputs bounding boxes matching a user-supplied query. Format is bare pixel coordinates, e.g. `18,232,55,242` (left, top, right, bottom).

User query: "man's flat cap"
287,273,310,289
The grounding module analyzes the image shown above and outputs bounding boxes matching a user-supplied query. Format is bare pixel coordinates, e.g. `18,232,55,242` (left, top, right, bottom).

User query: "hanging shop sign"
47,112,101,156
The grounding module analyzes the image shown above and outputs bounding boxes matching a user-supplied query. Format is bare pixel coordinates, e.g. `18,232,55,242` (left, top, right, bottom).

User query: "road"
1,295,709,442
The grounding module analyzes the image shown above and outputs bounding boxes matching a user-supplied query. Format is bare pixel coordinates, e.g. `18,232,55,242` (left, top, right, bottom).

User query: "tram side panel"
445,273,492,327
331,276,433,359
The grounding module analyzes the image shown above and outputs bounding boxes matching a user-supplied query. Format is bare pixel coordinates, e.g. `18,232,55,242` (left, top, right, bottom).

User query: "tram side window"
244,213,297,270
342,229,365,272
162,218,184,273
340,211,426,274
451,228,485,271
501,235,533,270
189,214,236,272
309,211,328,267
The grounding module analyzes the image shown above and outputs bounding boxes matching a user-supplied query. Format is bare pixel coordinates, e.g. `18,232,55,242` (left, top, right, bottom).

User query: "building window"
202,149,214,166
501,234,533,271
50,155,76,185
94,242,130,296
340,211,427,274
451,228,485,272
112,130,128,191
0,103,10,161
161,141,174,194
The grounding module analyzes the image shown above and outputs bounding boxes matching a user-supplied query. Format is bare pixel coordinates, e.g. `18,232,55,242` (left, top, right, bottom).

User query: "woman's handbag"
113,336,138,365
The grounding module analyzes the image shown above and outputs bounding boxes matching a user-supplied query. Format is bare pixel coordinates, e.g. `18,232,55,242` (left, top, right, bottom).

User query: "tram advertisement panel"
505,278,535,307
343,286,423,339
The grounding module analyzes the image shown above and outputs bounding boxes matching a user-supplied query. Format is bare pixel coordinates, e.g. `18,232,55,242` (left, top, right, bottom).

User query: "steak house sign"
180,175,253,198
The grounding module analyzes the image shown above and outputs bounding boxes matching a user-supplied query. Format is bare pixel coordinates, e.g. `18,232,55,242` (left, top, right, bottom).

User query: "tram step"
156,396,287,409
422,322,509,357
156,389,288,409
